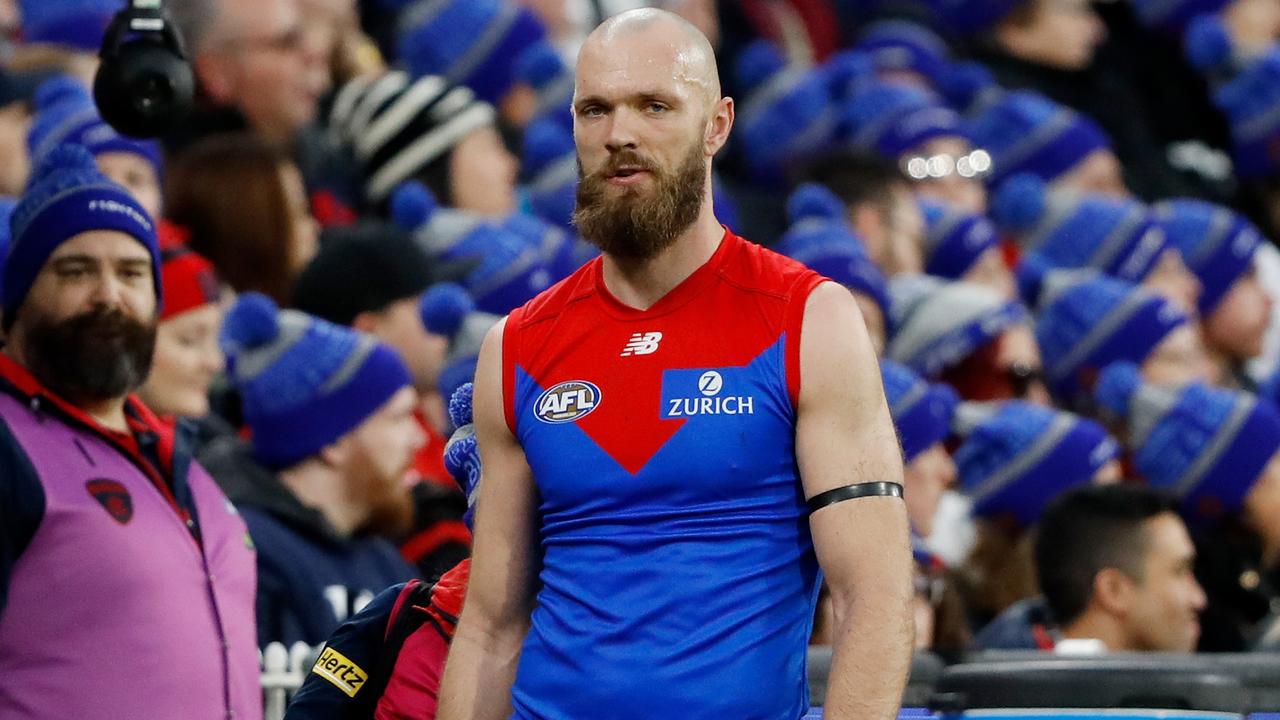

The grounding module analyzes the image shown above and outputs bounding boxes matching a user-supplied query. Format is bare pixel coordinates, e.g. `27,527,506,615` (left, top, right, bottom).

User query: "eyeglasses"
1004,362,1046,399
902,149,993,181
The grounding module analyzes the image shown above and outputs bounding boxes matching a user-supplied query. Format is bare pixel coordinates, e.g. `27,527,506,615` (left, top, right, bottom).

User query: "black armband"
806,481,903,514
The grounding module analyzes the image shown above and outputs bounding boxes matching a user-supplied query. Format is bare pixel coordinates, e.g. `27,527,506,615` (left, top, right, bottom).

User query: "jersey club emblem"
620,331,663,357
535,381,603,423
85,478,133,524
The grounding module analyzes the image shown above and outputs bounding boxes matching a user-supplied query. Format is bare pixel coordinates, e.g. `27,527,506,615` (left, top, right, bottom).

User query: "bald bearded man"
437,10,914,720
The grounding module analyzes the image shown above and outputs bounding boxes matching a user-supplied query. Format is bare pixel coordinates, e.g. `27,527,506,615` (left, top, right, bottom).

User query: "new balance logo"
621,331,663,357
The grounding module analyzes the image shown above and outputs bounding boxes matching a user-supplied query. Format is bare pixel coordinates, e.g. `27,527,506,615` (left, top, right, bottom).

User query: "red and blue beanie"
220,293,413,470
395,0,547,105
881,358,958,462
1097,361,1280,526
26,76,163,176
5,143,160,326
966,90,1111,189
1154,198,1261,316
159,246,220,322
953,399,1119,526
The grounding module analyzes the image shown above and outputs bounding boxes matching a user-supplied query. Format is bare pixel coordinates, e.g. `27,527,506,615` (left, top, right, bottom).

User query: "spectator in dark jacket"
201,293,423,647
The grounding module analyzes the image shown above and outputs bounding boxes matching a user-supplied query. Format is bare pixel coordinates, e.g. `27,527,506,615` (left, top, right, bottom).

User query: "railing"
260,641,317,720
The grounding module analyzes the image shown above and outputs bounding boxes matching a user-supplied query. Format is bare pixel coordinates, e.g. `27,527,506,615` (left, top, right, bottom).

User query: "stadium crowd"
4,0,1280,716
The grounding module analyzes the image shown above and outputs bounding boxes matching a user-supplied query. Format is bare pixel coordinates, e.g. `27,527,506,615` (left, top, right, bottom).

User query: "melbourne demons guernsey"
503,229,828,719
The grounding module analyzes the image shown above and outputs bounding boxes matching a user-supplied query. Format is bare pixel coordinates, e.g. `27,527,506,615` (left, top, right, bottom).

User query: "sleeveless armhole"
784,274,828,411
502,309,523,436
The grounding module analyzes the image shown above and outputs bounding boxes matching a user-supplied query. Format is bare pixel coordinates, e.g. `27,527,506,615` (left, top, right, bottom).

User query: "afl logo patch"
535,381,602,424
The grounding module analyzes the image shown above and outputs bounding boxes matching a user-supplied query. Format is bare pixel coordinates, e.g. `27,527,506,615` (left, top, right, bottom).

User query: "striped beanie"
1033,272,1188,406
777,183,890,318
1208,48,1280,180
419,283,500,425
993,174,1168,284
26,76,162,174
395,0,546,105
390,182,552,315
966,90,1111,188
1097,361,1280,525
329,71,496,203
1154,198,1262,316
220,293,413,469
920,199,1000,280
841,81,966,159
888,274,1028,377
881,358,959,462
953,400,1119,525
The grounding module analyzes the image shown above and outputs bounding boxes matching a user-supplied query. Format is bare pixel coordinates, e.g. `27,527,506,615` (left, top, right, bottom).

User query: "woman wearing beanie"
777,184,893,354
951,399,1122,627
329,71,518,216
1033,271,1213,411
137,246,226,421
888,274,1052,405
993,173,1202,315
920,198,1017,299
1155,198,1273,388
1095,361,1280,651
164,133,320,305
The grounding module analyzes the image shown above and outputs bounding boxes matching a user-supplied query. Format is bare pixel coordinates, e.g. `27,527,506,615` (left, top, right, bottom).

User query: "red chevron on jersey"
503,229,825,475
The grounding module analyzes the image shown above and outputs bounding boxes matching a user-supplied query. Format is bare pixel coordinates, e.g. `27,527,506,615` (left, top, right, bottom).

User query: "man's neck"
1061,612,1123,652
1,347,131,433
278,461,365,537
599,196,724,311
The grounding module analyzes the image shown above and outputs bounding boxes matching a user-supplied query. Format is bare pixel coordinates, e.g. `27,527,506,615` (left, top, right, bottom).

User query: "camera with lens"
93,0,193,139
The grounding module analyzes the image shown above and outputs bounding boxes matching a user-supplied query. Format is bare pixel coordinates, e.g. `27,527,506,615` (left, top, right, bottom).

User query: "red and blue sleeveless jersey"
502,230,828,719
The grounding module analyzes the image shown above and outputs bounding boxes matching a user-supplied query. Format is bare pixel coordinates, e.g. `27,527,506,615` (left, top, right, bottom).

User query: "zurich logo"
535,380,602,424
698,370,723,396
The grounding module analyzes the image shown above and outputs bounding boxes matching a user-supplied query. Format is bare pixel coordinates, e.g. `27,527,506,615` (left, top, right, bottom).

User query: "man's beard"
573,140,707,261
22,307,157,406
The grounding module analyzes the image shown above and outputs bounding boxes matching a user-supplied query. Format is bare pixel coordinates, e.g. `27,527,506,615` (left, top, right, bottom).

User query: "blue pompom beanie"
26,76,162,174
1096,361,1280,526
221,293,414,469
1153,198,1262,316
1212,48,1280,180
1033,272,1188,405
776,183,890,318
396,0,547,105
841,81,966,159
20,0,120,52
881,358,959,461
888,274,1028,377
5,143,159,326
966,91,1111,188
390,182,553,315
734,40,840,185
920,199,1000,279
419,283,500,421
953,400,1119,525
993,175,1169,284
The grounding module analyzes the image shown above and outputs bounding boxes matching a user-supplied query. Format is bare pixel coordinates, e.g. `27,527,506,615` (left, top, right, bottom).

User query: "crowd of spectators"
5,0,1280,714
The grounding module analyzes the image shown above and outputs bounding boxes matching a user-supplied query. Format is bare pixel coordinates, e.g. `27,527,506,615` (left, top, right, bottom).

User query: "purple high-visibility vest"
0,392,262,720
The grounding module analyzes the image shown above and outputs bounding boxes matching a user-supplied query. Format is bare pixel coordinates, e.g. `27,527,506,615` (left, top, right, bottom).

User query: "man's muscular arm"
436,319,540,720
795,282,914,719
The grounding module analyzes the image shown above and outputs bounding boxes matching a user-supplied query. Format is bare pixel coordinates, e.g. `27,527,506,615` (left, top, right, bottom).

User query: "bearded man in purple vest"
0,144,262,720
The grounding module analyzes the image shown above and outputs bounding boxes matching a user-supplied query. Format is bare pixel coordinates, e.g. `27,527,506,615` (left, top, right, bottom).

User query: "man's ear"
318,436,350,468
194,52,235,104
704,96,734,156
1092,566,1136,616
351,311,381,334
